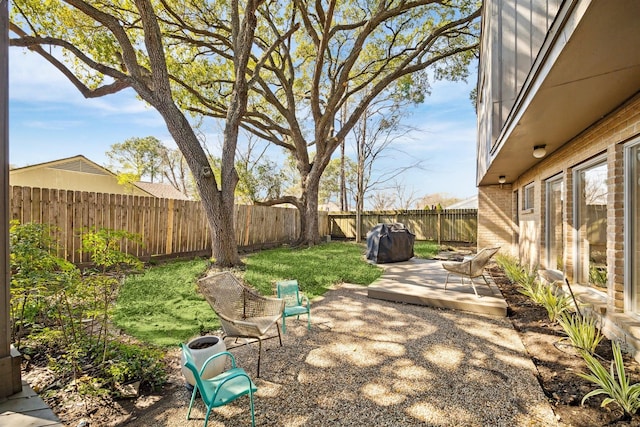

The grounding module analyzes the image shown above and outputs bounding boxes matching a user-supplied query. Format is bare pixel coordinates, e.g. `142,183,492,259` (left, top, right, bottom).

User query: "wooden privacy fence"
9,186,330,264
328,209,477,243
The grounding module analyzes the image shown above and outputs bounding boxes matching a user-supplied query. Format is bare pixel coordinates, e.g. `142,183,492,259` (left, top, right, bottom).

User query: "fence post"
166,198,174,255
437,211,442,245
244,204,252,247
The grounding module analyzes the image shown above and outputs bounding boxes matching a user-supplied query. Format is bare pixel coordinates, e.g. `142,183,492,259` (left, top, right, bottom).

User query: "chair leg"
186,386,197,420
307,311,311,330
470,280,479,297
277,322,282,346
249,388,256,427
282,316,287,334
204,405,213,427
445,273,451,291
257,338,262,378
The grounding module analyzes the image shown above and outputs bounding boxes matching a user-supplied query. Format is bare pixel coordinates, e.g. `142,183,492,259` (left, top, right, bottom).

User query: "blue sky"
9,49,479,203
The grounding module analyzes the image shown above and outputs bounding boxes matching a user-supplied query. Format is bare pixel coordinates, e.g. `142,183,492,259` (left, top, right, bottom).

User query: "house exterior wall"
477,184,515,255
10,167,149,196
477,0,561,179
479,92,640,357
477,0,640,359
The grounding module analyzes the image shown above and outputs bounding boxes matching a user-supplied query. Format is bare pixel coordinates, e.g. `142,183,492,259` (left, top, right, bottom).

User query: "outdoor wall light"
498,175,506,184
533,145,547,159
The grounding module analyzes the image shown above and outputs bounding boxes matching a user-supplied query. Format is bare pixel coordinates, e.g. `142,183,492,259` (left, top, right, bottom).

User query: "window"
545,176,564,271
574,158,607,288
626,140,640,313
523,183,534,210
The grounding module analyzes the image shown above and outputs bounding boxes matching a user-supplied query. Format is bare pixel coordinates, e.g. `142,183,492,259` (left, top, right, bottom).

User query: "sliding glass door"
627,142,640,313
545,176,563,271
574,159,608,288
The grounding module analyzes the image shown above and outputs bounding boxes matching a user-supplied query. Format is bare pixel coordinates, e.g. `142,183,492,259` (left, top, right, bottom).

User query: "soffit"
481,0,640,185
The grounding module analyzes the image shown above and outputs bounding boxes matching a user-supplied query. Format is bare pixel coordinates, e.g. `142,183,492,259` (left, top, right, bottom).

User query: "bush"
537,284,573,322
9,221,81,345
10,222,165,398
101,341,167,392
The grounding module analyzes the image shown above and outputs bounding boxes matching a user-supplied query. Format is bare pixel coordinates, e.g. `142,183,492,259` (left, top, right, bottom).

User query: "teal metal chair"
276,279,311,333
180,343,257,427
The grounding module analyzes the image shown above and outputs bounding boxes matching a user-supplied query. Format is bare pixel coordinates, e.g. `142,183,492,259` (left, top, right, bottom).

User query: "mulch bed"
487,264,640,426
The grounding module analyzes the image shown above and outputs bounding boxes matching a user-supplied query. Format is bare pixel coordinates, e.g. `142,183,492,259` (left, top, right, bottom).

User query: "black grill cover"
365,223,415,263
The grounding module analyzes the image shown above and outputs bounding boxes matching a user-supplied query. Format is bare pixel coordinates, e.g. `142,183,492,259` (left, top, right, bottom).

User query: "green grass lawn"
114,240,439,346
242,241,383,297
413,240,440,259
113,258,214,347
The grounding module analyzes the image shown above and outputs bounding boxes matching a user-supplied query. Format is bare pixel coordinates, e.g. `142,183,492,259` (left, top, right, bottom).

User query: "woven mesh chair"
197,272,285,377
442,247,500,297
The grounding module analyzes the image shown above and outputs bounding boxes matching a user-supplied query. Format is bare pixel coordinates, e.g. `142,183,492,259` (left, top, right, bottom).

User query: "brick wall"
477,184,514,254
502,94,640,312
479,93,640,359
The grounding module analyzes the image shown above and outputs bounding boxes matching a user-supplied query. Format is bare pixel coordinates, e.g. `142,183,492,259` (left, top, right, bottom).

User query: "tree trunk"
355,109,366,243
209,196,241,267
296,173,321,246
340,139,347,211
154,102,241,266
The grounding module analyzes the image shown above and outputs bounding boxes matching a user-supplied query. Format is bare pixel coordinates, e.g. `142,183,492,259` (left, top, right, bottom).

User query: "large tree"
10,0,269,266
176,0,482,245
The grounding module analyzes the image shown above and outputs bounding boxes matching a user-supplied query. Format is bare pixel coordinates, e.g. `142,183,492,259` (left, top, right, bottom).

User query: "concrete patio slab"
367,258,508,316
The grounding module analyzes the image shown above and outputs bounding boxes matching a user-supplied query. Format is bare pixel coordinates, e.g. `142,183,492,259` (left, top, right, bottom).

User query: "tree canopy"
172,0,482,244
10,0,268,266
10,0,481,254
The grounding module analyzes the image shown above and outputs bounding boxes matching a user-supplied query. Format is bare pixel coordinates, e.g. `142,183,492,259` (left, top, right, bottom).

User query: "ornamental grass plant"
558,312,604,356
580,342,640,419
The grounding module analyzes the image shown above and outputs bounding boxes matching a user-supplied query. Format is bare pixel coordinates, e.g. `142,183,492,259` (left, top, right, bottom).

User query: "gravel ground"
126,283,558,427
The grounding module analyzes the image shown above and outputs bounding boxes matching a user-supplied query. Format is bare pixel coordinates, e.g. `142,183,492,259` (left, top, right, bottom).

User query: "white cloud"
19,119,85,130
9,49,152,116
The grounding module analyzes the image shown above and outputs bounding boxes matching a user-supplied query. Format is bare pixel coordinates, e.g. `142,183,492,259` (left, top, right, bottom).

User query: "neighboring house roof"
10,155,153,197
446,195,478,210
135,181,191,200
318,201,341,212
11,154,115,176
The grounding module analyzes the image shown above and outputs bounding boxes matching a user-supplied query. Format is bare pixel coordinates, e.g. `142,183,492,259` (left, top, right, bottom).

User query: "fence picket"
328,209,477,243
8,186,476,264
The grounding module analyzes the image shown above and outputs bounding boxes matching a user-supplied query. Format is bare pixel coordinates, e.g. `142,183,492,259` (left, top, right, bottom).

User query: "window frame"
572,154,608,287
545,174,564,271
522,182,535,211
625,137,640,313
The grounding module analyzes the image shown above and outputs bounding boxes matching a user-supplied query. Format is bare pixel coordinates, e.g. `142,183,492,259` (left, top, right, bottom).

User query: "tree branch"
9,29,130,97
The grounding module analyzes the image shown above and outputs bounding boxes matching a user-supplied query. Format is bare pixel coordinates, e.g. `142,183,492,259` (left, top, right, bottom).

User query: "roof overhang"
480,0,640,186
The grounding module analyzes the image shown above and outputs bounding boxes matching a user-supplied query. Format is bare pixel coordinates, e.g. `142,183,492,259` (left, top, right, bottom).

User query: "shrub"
10,222,163,399
517,278,543,301
494,254,521,283
579,342,640,419
101,341,167,392
9,221,81,345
